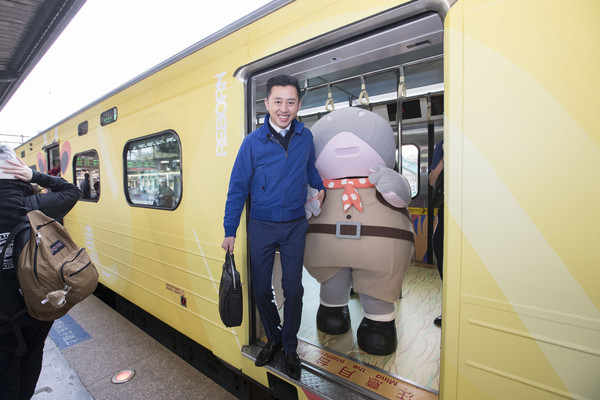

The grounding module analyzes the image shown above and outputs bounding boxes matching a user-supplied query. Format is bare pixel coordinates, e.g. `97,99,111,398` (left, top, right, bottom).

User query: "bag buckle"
335,221,361,239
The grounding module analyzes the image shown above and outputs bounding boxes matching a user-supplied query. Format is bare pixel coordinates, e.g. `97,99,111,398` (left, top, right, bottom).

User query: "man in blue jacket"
222,75,325,380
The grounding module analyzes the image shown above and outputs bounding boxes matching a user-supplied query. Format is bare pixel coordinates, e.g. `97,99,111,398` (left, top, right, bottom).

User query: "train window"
431,94,443,116
124,131,182,210
74,150,100,202
100,107,118,126
402,99,421,120
401,144,419,198
78,121,88,136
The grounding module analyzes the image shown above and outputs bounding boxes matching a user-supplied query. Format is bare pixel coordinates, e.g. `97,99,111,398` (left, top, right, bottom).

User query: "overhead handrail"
254,54,444,111
301,54,442,94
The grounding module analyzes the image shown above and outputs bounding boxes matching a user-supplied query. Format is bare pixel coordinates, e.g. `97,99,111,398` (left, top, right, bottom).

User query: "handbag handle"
226,252,236,289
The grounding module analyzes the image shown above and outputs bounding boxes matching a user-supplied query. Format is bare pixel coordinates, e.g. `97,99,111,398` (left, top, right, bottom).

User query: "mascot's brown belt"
308,222,415,243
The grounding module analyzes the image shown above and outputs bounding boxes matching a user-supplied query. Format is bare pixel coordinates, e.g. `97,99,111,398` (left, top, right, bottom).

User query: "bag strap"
226,253,237,289
23,194,39,212
0,308,28,356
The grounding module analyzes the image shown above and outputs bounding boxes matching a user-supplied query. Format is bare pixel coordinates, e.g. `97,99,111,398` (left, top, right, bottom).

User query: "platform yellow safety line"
297,341,437,400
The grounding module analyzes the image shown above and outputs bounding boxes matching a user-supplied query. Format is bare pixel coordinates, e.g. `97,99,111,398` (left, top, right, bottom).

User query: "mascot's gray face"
311,107,396,179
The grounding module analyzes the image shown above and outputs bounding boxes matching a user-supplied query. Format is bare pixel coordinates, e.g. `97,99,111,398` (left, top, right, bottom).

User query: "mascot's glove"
368,165,411,208
305,185,322,219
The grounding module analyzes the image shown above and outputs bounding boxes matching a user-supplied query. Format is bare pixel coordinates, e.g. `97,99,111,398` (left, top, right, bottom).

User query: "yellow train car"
15,0,599,399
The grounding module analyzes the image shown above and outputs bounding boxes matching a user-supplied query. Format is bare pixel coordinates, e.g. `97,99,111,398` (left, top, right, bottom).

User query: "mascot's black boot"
316,304,351,335
357,317,397,355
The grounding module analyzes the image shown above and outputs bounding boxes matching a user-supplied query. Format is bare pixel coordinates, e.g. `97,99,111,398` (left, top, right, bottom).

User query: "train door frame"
236,0,449,353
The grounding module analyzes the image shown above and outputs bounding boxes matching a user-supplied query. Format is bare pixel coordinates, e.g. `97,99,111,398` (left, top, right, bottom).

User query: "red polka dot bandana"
323,178,374,213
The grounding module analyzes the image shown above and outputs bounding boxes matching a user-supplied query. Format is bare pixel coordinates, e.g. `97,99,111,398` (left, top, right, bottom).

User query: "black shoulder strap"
23,194,39,212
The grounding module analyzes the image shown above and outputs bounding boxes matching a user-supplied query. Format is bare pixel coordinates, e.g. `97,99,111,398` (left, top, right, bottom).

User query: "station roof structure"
0,0,86,112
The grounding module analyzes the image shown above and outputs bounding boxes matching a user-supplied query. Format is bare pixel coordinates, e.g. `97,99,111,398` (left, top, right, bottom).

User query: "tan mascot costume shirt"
304,107,414,355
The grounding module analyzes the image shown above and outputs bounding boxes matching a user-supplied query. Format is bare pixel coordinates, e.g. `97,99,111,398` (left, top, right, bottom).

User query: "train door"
241,7,445,396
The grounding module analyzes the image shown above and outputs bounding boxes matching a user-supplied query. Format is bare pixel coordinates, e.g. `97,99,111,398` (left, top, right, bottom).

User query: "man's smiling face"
264,85,301,130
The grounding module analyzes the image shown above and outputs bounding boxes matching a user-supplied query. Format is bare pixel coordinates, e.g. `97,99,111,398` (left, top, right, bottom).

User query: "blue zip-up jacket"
223,115,324,237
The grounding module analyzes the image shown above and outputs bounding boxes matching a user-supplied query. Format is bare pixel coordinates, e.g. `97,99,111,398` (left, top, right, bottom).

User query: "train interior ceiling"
249,12,444,393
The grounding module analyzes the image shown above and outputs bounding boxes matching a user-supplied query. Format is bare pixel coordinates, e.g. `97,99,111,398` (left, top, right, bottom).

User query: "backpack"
0,197,98,322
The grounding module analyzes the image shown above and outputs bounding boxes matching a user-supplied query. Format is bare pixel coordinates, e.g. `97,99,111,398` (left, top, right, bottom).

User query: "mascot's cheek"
316,131,385,178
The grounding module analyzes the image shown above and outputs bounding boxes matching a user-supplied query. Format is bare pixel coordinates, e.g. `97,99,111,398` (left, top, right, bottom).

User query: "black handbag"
218,252,243,327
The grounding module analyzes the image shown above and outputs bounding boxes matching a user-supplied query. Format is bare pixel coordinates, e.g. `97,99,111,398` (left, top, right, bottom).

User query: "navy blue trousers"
248,217,307,354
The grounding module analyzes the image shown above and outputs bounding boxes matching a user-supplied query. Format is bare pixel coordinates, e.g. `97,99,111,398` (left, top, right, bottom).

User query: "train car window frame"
73,150,101,202
45,144,60,177
124,130,182,210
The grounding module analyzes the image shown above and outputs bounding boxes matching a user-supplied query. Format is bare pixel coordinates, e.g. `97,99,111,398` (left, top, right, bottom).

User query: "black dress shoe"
434,315,442,327
255,341,281,366
284,352,301,380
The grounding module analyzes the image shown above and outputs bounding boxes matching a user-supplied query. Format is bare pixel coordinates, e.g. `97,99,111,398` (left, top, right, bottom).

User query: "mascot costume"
304,107,414,355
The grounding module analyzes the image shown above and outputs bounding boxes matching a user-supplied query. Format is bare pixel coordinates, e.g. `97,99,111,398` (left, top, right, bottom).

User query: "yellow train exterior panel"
443,0,600,399
14,0,598,398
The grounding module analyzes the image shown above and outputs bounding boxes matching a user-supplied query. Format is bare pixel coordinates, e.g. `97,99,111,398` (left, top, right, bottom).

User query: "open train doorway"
241,7,444,395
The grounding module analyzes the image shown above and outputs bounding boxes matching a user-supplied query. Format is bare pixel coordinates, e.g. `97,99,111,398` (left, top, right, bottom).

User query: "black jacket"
0,171,81,334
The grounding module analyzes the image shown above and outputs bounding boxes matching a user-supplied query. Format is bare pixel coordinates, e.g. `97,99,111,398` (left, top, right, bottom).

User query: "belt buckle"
335,221,361,239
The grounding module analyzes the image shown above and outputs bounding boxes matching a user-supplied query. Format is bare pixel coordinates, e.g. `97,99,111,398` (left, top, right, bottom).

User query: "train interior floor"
292,262,442,392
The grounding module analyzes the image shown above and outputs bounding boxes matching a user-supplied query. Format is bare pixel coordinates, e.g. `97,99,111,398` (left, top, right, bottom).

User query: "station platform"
32,295,235,400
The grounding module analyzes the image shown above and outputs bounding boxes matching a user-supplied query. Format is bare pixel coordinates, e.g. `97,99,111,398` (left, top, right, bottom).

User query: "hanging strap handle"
325,83,335,112
358,74,370,106
398,65,407,100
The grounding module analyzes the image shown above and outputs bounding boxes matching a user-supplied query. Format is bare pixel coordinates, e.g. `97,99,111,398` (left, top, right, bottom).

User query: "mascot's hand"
369,165,411,208
305,185,322,219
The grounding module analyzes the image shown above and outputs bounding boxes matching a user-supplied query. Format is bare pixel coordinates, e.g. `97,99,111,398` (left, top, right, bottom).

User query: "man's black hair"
266,74,301,100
